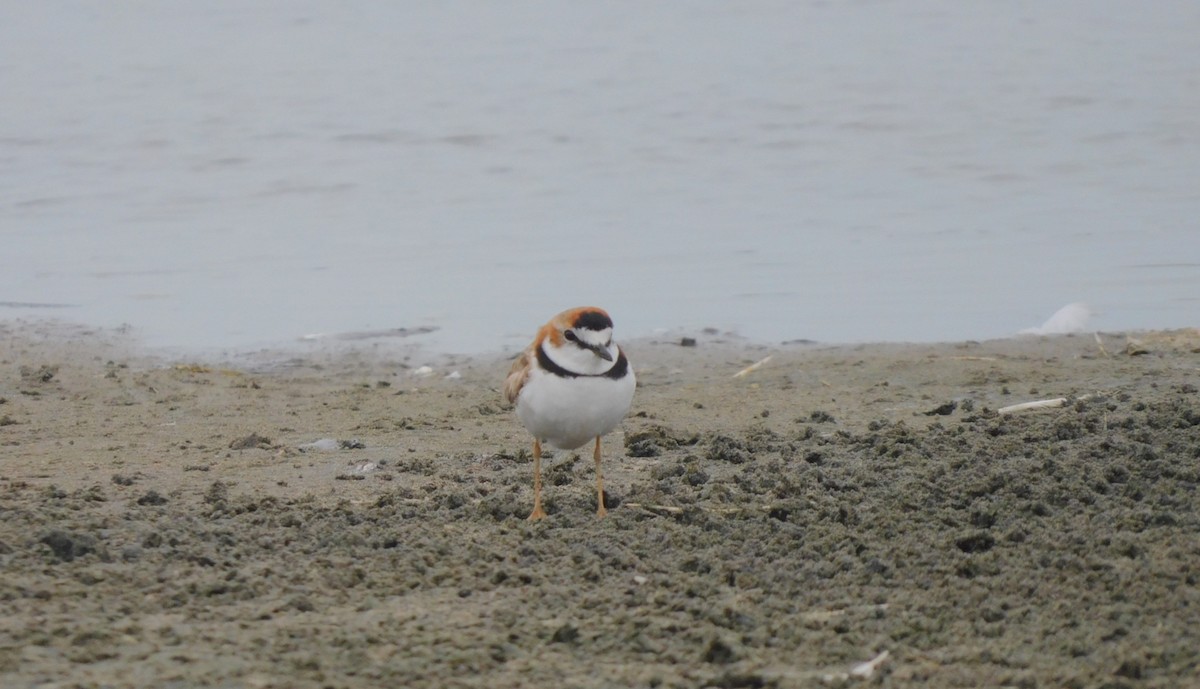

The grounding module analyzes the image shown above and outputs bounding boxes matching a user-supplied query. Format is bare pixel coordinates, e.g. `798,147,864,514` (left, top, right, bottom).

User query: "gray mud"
1,325,1198,687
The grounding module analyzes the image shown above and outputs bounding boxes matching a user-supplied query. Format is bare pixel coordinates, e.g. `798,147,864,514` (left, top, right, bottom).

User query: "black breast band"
537,345,629,380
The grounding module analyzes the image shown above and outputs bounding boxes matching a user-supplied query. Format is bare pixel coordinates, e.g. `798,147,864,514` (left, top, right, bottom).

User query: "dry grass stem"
800,604,890,622
850,649,891,678
1094,332,1111,358
733,355,772,378
997,398,1068,414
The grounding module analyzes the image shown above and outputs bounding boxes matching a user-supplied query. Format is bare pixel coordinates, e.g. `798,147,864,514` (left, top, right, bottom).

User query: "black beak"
589,343,613,361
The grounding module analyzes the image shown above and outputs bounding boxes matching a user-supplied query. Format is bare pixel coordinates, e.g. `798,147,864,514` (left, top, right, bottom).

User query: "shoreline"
3,312,1193,361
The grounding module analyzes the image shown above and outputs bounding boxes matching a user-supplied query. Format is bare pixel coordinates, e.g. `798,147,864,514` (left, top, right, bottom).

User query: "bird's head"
540,306,619,374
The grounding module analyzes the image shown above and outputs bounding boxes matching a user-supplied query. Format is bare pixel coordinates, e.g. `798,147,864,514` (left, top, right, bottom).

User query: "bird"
504,306,636,521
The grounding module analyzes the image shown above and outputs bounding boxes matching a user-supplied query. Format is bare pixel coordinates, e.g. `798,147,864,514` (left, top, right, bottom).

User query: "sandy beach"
1,321,1198,688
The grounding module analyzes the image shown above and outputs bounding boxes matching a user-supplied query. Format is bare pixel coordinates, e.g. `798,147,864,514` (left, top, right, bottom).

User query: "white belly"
515,366,636,450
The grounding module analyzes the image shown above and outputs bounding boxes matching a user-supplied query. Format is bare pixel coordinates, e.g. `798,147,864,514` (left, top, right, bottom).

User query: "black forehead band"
572,311,613,331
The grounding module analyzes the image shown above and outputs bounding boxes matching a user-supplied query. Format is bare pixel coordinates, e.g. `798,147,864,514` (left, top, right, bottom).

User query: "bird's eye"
564,330,578,342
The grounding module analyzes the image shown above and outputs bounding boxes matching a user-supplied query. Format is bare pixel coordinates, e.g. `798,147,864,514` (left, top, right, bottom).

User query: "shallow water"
3,1,1198,353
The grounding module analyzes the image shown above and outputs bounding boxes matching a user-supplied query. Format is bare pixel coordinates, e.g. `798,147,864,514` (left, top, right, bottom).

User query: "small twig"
820,649,891,683
850,650,891,678
704,506,748,516
1094,332,1111,358
733,355,772,378
625,502,773,517
624,502,684,515
800,604,889,622
997,398,1067,415
949,356,998,361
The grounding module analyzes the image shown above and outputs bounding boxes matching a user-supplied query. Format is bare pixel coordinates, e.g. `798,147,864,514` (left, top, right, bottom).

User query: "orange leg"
527,439,547,521
594,436,607,518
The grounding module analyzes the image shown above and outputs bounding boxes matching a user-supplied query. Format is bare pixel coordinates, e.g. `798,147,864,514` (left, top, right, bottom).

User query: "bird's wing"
503,348,533,404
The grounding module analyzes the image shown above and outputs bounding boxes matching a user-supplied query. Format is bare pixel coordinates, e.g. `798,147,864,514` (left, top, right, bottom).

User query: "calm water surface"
2,2,1197,354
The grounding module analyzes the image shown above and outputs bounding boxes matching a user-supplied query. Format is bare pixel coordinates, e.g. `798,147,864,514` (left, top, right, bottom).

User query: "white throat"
542,328,618,376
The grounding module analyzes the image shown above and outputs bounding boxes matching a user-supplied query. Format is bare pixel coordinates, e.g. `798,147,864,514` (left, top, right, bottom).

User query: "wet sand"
1,322,1198,688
